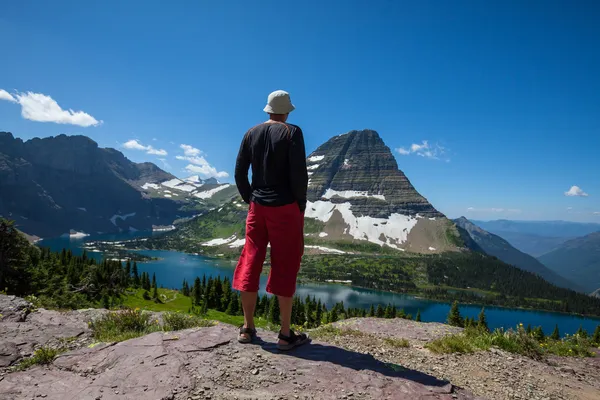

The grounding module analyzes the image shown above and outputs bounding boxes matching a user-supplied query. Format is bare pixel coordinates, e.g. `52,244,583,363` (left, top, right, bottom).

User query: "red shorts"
232,202,304,297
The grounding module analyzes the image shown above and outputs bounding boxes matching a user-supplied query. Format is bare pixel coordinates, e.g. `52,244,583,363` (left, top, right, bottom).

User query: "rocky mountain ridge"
0,132,236,237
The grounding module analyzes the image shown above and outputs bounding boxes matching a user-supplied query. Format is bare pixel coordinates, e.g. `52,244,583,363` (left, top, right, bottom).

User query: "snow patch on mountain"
307,164,320,170
194,184,231,199
305,245,346,254
305,200,418,248
308,155,325,162
61,231,90,239
322,189,385,201
228,238,246,248
201,235,237,246
161,178,184,189
142,183,160,190
110,212,136,226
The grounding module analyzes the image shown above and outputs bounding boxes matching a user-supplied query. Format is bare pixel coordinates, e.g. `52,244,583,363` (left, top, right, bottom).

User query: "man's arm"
289,127,308,212
234,132,252,204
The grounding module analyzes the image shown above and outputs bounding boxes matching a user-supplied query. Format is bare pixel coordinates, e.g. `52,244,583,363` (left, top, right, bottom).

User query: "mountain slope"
537,232,600,293
454,217,582,292
472,220,600,256
0,132,236,237
592,288,600,299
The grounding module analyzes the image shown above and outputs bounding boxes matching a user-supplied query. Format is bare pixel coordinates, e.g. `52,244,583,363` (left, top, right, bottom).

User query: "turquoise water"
40,233,600,336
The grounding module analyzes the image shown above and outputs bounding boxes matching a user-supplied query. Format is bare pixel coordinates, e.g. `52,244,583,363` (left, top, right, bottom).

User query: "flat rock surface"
333,317,463,342
0,324,477,400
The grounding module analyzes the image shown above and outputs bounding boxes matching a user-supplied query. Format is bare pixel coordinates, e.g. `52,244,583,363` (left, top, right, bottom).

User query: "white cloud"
122,139,168,156
567,207,573,210
177,149,228,179
0,89,101,127
564,186,589,197
593,212,600,216
185,163,229,179
180,144,202,157
0,89,16,102
395,140,448,160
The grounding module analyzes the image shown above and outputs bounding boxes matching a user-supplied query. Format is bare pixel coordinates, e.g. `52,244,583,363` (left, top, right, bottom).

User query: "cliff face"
303,130,460,252
306,130,442,219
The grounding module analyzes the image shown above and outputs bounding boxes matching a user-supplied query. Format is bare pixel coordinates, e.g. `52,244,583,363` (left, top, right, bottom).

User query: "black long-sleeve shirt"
234,121,308,212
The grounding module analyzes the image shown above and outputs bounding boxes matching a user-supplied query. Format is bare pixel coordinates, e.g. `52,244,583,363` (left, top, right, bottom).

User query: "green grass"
122,288,193,312
13,346,64,371
425,326,596,360
310,324,366,339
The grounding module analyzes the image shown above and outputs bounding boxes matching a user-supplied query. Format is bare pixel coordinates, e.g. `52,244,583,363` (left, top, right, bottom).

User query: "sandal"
238,326,257,343
277,330,311,351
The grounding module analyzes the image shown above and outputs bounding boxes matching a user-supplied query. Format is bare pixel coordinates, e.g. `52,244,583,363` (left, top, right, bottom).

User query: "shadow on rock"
258,338,452,391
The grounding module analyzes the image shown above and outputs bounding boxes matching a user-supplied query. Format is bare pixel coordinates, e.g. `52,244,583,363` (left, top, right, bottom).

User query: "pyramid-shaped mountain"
303,130,460,252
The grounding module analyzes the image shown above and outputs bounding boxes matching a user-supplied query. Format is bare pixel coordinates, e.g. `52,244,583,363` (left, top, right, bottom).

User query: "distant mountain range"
472,219,600,257
592,288,600,299
0,132,236,237
454,217,582,292
538,232,600,293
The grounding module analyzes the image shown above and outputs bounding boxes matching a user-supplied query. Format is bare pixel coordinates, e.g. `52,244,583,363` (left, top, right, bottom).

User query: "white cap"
263,90,295,114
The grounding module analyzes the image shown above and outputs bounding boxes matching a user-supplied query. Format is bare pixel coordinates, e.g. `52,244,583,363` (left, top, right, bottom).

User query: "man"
233,90,310,350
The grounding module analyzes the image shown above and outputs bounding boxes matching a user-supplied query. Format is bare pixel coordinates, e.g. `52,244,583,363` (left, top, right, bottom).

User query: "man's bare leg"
240,291,257,341
277,295,293,344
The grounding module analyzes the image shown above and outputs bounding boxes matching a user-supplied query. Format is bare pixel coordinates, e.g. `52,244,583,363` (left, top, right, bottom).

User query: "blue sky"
1,0,599,222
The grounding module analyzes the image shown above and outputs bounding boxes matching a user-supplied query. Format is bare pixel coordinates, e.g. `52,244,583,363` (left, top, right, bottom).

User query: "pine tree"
151,273,157,289
268,296,280,325
533,326,545,342
193,277,202,306
132,262,140,287
152,285,158,299
397,308,406,319
592,325,600,345
201,298,208,315
375,304,384,318
447,301,464,327
315,299,323,326
226,292,239,315
182,279,188,296
125,260,131,284
221,281,232,311
576,324,588,338
415,310,422,322
477,307,489,332
384,304,394,319
295,297,305,325
330,306,338,323
369,304,375,317
551,324,560,340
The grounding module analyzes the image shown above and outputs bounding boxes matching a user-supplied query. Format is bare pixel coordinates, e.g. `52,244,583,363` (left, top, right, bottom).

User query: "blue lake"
40,233,600,337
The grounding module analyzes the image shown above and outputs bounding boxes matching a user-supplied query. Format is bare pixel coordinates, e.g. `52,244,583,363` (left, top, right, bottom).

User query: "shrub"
13,346,64,371
163,312,213,331
90,308,159,342
384,338,410,348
